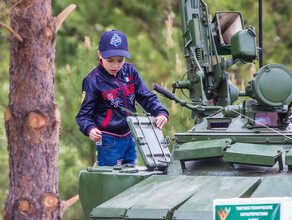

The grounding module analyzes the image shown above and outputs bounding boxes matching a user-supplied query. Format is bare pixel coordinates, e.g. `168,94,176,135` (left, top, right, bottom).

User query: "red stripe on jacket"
102,109,113,128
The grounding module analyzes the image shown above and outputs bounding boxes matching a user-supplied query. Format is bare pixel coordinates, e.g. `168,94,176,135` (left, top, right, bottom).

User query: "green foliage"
0,113,9,220
0,6,10,217
1,0,292,219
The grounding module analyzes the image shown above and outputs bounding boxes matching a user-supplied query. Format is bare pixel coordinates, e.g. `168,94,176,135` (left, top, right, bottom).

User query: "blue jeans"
96,133,137,166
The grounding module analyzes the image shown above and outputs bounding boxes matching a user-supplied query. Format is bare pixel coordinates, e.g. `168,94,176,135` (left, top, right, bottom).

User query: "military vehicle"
79,0,292,219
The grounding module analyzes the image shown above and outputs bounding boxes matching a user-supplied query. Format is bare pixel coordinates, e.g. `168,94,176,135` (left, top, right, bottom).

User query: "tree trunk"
4,0,63,219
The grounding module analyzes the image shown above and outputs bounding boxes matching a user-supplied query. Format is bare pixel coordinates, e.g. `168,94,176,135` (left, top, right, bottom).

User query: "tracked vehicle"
79,0,292,219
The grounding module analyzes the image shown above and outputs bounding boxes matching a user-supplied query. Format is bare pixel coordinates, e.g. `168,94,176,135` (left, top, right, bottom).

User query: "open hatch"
127,115,171,171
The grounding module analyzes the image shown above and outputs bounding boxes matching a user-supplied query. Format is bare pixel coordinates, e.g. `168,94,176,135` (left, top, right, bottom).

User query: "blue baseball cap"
98,30,130,59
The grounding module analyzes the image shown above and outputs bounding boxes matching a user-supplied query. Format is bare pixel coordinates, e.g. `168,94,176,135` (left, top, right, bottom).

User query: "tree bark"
4,0,63,219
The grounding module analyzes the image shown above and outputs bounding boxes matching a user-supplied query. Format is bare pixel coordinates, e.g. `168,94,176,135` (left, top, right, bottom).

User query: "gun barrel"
153,83,175,100
239,91,246,96
153,83,222,112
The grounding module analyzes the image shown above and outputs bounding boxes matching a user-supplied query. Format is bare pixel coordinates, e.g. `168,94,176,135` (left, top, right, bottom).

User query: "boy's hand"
89,128,102,142
155,115,168,130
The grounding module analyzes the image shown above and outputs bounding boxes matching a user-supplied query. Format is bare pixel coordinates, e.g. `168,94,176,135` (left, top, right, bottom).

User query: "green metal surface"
91,175,205,219
91,175,262,220
173,138,232,160
174,132,292,145
223,143,282,167
127,116,171,170
173,176,261,220
247,64,292,106
251,176,292,197
125,176,211,219
91,175,177,219
79,167,152,220
231,26,257,61
285,149,292,171
91,207,126,220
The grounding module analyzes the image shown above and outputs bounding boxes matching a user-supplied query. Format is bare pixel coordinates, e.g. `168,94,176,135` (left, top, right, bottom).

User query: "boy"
76,29,169,166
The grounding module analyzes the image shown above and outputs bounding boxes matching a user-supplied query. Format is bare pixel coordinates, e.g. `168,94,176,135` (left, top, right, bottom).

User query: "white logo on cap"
110,34,122,47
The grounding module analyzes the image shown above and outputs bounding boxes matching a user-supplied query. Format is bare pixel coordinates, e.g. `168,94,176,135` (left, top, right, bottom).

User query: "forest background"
0,0,291,219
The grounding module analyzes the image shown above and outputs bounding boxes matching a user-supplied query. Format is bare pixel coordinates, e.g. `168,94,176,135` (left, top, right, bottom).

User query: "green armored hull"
79,114,292,219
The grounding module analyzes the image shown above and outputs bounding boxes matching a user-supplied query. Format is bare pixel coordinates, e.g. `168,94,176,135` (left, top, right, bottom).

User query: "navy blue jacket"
76,60,169,137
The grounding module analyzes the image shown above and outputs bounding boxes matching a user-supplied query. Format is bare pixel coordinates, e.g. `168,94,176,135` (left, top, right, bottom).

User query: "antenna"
259,0,263,68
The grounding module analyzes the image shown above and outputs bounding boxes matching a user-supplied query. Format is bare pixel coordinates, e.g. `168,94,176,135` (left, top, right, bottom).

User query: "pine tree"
4,1,63,219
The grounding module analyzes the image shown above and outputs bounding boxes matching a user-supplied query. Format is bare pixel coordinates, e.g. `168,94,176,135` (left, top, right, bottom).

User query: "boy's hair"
99,30,130,59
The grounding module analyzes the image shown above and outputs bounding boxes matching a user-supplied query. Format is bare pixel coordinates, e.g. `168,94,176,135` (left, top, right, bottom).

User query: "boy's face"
98,51,125,75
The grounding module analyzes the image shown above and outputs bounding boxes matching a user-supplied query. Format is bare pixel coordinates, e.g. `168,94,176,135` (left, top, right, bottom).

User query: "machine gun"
154,0,292,127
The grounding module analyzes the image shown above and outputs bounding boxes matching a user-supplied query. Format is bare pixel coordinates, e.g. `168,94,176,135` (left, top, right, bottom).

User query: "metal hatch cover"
127,116,171,171
223,143,283,170
173,176,261,220
173,138,234,160
90,175,261,220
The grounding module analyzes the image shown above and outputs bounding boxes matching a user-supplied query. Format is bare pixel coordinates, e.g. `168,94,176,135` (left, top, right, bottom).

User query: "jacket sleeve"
75,77,98,136
133,66,169,119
